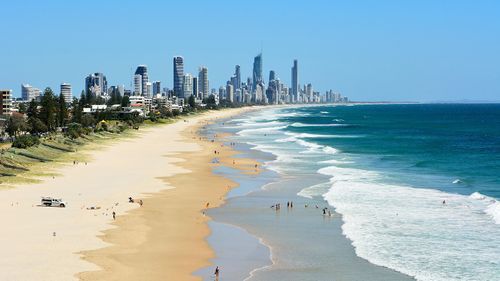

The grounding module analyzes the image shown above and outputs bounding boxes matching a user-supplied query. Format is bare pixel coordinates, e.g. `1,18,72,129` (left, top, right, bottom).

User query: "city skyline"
2,0,500,102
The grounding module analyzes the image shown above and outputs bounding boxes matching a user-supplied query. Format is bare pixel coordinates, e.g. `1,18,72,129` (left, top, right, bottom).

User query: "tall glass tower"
173,56,184,97
198,66,209,99
252,53,263,91
292,59,299,101
235,65,241,90
134,65,149,96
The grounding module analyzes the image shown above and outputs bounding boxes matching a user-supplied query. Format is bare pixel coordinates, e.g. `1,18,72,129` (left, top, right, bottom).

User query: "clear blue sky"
2,0,500,101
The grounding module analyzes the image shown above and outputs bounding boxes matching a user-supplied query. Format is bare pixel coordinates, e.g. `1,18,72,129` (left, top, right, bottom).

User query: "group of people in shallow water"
271,201,334,217
271,201,294,210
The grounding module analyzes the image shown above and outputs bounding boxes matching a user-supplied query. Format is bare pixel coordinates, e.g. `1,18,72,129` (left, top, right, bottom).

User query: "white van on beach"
41,197,66,208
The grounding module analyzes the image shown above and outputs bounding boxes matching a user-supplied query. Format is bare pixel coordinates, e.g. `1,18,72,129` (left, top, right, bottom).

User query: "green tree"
71,98,82,124
12,135,40,148
81,114,96,127
57,93,68,127
39,87,58,131
28,117,48,134
26,100,38,119
107,89,123,106
80,90,87,107
188,95,196,108
206,94,217,109
18,103,27,114
66,123,83,139
5,114,29,137
158,106,172,118
121,95,130,107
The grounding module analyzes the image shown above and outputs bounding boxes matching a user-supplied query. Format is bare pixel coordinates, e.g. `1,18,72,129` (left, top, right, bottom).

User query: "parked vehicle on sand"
41,197,67,208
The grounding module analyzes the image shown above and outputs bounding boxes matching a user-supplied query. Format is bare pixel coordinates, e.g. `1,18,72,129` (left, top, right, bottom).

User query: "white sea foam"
285,132,334,138
319,159,353,164
469,192,500,224
225,121,285,129
295,139,339,155
290,122,350,128
297,182,331,199
289,132,361,138
321,165,500,281
237,126,287,136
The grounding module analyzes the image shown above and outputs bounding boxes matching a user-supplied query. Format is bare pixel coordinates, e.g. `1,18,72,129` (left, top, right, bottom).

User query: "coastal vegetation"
0,87,229,187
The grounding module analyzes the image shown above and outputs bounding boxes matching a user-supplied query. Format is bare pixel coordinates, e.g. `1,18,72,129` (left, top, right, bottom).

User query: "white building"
198,66,209,99
134,74,142,95
146,82,152,97
60,83,72,103
182,73,193,99
226,84,234,103
21,84,41,102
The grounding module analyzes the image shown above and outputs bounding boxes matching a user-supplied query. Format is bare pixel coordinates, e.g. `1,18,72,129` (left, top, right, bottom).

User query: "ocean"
202,104,500,281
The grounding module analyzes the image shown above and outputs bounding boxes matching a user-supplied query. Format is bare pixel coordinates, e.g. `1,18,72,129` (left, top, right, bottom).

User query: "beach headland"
0,107,261,281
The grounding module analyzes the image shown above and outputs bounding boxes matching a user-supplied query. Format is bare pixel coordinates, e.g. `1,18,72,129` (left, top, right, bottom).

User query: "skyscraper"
198,66,209,99
269,70,276,82
234,65,241,90
226,84,234,103
134,65,149,96
253,53,263,91
117,85,125,96
133,74,142,95
146,82,152,97
173,56,184,97
153,81,161,95
192,77,199,99
60,83,72,103
291,59,299,101
85,73,107,96
182,73,193,99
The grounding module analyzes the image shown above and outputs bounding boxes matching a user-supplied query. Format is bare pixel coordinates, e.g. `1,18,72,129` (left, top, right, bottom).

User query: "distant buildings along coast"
3,52,348,119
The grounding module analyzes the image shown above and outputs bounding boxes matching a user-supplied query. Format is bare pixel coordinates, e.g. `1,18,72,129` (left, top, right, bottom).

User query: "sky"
1,0,500,102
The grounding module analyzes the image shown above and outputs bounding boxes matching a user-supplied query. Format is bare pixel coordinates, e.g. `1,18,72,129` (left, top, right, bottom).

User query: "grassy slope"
0,121,169,188
0,110,204,189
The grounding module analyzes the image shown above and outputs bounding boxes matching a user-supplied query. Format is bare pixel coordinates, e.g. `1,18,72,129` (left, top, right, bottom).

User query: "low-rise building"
0,90,12,116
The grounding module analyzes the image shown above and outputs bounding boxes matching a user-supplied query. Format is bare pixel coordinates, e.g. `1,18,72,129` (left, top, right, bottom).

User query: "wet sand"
79,108,263,281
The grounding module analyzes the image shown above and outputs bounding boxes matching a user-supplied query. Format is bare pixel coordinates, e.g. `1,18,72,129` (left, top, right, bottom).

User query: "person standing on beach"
112,211,116,220
214,266,220,280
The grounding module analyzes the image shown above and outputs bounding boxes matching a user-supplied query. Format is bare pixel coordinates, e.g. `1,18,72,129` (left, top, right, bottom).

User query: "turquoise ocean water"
207,104,500,281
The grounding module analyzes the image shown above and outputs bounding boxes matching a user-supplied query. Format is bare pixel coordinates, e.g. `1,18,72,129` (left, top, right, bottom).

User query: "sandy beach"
0,107,259,281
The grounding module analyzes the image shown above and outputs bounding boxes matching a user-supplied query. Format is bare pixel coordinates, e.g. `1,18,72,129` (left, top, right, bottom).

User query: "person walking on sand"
139,199,143,207
112,211,116,220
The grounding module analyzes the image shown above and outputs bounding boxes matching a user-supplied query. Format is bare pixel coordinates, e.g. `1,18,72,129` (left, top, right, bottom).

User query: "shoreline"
0,107,261,281
201,106,417,281
78,107,265,280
